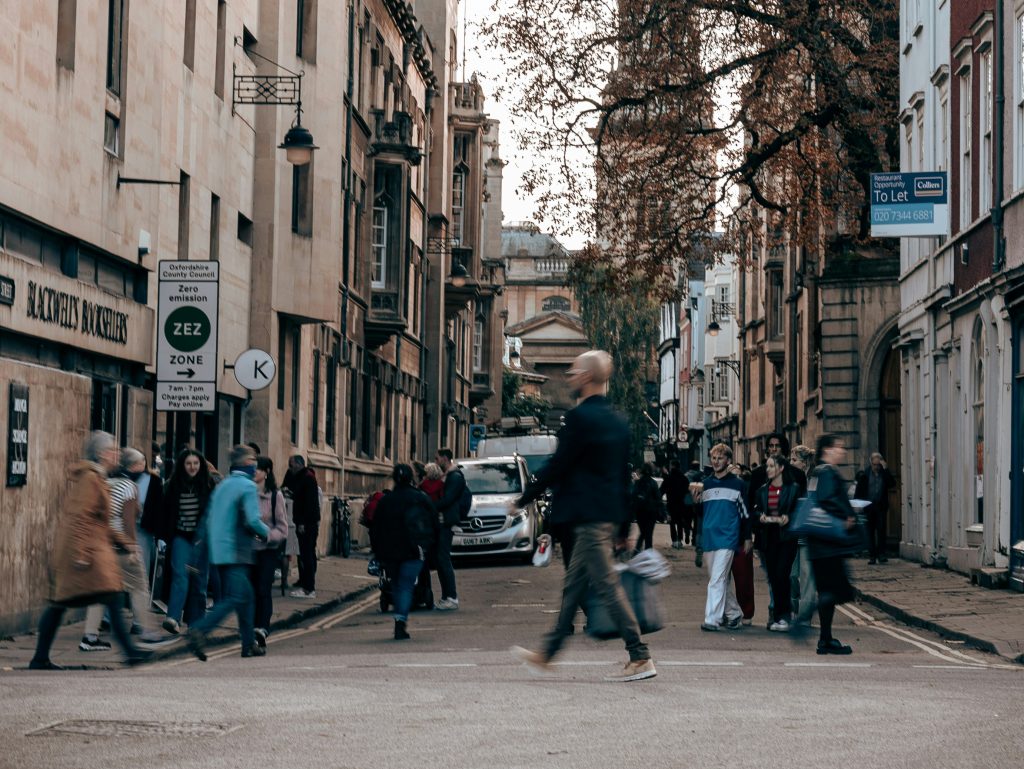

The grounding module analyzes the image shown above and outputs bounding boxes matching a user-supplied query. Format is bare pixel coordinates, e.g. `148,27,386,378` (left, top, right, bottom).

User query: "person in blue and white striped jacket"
690,443,751,632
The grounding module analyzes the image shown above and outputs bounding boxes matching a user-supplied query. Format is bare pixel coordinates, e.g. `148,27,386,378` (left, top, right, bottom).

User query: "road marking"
912,665,992,670
784,662,872,667
551,660,616,666
491,603,547,608
390,663,478,668
658,661,744,666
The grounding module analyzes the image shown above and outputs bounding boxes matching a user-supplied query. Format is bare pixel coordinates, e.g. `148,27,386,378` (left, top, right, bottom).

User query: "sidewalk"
0,553,378,670
849,557,1024,663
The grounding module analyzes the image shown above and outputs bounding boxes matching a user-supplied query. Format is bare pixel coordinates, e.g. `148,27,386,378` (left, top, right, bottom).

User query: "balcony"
364,289,406,349
444,246,480,317
369,109,422,165
470,372,493,404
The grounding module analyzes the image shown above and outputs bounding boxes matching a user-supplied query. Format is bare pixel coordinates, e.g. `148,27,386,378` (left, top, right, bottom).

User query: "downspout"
993,0,1006,272
339,2,356,495
419,86,434,459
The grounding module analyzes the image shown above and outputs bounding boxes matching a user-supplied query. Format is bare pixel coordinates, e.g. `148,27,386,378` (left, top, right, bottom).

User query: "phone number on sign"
871,208,934,224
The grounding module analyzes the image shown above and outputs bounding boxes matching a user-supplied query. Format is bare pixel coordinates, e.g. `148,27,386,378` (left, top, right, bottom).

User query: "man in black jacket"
283,455,320,598
510,350,656,683
854,452,897,563
433,448,466,610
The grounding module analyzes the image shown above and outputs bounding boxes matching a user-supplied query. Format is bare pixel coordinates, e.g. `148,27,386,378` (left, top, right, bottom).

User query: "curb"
854,588,1024,665
147,582,379,663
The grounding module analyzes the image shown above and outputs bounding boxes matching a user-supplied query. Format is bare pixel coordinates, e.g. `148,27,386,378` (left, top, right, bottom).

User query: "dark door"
878,347,902,549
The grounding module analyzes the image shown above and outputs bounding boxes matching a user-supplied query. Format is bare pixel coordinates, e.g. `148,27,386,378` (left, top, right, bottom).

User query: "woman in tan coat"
29,431,150,670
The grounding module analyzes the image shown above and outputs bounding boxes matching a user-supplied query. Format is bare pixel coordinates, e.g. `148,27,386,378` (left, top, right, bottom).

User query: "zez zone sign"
156,261,219,412
7,383,28,486
870,172,949,237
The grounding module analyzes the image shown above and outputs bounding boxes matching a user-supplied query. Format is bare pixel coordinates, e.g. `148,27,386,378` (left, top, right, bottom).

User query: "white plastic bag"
532,534,553,567
617,548,671,582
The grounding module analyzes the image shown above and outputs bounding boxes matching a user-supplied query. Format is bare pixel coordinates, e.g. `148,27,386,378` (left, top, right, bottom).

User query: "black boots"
394,620,410,640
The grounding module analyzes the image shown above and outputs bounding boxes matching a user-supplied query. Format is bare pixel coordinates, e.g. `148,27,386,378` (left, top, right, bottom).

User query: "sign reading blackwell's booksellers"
870,172,949,237
7,383,28,487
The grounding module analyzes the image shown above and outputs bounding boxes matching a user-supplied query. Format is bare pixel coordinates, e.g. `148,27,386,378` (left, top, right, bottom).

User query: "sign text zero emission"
870,172,949,237
156,261,219,412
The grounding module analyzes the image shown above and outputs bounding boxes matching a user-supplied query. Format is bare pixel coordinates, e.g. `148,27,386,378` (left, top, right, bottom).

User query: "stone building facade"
0,0,505,633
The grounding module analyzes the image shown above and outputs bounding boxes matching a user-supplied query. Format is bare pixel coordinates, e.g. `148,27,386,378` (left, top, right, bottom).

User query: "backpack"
359,490,385,527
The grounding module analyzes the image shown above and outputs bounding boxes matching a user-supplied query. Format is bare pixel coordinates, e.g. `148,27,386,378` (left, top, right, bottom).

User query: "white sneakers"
434,597,459,611
769,618,791,632
289,589,316,599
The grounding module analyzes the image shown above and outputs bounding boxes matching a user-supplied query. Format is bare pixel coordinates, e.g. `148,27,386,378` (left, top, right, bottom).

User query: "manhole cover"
28,720,241,738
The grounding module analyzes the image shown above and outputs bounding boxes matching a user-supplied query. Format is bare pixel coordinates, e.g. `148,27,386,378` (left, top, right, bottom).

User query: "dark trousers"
435,526,457,600
669,507,696,543
761,533,799,623
192,564,256,650
543,523,649,662
730,548,756,619
866,506,887,559
297,525,319,592
808,556,854,642
635,517,657,552
32,593,141,665
551,522,575,569
251,548,280,630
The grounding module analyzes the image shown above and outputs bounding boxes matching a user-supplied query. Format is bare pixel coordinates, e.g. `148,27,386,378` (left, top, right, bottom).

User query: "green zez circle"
164,306,211,352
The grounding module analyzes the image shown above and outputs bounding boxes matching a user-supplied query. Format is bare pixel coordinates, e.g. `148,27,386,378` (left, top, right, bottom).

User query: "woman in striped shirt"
161,449,214,634
753,455,800,632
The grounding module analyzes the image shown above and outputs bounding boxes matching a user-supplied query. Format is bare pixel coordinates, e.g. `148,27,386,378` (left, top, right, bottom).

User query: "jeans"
635,518,656,552
297,525,319,592
167,536,209,625
761,533,799,623
251,548,280,631
390,559,425,622
543,523,649,662
33,593,142,664
190,564,256,650
703,548,740,626
435,526,457,600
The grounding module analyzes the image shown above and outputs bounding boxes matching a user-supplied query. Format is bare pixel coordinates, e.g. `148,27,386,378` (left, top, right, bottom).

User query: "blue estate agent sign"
870,172,949,237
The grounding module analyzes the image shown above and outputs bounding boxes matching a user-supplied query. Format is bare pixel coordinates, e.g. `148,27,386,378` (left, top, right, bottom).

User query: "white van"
475,433,558,477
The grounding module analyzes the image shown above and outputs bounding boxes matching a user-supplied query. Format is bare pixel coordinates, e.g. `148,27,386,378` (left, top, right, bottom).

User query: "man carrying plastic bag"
584,549,671,638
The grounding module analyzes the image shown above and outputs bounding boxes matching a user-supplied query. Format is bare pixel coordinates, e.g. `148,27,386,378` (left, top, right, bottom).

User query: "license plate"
457,536,492,546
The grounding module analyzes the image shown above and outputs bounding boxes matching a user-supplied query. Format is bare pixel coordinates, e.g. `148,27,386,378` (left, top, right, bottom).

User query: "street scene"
2,0,1024,766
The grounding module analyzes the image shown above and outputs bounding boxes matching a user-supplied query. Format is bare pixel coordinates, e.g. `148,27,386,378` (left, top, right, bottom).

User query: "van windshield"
462,463,522,494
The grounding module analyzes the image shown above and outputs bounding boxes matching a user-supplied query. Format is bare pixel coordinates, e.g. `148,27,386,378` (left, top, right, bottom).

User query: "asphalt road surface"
2,542,1020,769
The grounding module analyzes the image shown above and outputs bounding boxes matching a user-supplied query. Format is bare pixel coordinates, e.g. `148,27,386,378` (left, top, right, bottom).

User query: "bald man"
511,350,656,682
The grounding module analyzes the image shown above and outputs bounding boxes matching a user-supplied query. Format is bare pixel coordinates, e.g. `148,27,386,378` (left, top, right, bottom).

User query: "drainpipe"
993,0,1006,272
339,2,356,496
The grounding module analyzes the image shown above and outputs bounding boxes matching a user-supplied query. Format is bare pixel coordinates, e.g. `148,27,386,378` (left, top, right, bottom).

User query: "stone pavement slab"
0,553,378,670
849,557,1024,662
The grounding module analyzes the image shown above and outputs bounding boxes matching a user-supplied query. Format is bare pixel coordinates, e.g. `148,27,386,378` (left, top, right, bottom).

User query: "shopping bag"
584,572,666,639
532,534,553,567
789,497,855,545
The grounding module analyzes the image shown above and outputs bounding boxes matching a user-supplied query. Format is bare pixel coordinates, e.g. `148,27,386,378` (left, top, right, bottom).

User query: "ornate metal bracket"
427,237,460,254
233,74,301,106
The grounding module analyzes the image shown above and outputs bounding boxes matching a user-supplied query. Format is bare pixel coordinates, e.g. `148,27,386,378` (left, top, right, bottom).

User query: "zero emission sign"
870,172,949,237
156,261,219,412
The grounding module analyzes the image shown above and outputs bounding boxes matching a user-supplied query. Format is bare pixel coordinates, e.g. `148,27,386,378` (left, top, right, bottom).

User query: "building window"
57,0,77,70
960,69,972,226
237,212,253,247
290,326,301,444
325,334,339,448
214,0,227,99
980,49,993,213
183,0,196,70
103,113,120,156
905,118,914,172
291,162,313,236
451,168,467,245
371,200,388,288
178,171,190,259
541,295,571,312
973,321,986,524
296,0,317,62
312,346,321,445
769,269,784,338
209,193,220,261
473,317,484,372
939,84,949,173
105,0,125,95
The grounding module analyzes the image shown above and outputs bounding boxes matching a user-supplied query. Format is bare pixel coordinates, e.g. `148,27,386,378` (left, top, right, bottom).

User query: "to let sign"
156,261,219,412
7,383,28,486
870,172,949,237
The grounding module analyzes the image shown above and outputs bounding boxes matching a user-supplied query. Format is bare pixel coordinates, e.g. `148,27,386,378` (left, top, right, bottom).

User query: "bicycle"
331,496,352,558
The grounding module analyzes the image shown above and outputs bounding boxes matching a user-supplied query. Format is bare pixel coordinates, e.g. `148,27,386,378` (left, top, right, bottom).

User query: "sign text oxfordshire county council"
869,171,949,238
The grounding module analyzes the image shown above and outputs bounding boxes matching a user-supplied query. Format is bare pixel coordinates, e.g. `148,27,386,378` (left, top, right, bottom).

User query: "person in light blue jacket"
187,445,269,661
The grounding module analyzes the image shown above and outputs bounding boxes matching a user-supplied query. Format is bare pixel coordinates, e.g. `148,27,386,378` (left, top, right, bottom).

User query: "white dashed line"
784,662,873,667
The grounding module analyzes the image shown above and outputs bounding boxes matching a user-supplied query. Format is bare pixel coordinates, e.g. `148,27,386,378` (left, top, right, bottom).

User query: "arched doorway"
878,347,902,549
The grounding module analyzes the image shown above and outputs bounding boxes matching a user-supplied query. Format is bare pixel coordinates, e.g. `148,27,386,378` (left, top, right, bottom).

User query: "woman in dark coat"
800,434,858,655
370,464,437,640
753,455,800,632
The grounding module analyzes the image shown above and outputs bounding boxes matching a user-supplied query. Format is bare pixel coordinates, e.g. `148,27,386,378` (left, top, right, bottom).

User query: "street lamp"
707,320,721,337
450,261,469,288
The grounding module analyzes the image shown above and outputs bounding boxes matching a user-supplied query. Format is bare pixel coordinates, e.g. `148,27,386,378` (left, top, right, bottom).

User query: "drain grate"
28,720,241,738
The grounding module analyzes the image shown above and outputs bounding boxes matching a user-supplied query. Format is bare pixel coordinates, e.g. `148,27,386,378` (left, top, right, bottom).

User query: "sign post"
156,261,219,412
870,172,949,237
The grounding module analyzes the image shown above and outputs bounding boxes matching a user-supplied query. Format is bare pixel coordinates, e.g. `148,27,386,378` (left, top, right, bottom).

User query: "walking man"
284,455,320,598
855,452,896,564
510,350,656,682
660,460,689,549
433,448,467,610
187,445,269,660
693,443,751,632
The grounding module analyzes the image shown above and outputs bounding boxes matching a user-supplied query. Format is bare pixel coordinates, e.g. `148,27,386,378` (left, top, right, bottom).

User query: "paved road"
2,542,1020,769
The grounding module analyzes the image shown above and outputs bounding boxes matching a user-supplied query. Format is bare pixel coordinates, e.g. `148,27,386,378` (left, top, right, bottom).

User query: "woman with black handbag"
798,434,859,655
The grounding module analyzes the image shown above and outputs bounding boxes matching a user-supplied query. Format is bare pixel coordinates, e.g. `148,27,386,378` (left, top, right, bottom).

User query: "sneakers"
724,616,743,629
700,622,720,632
186,628,207,662
434,597,459,611
162,618,180,635
394,620,410,641
604,658,657,682
510,645,552,675
253,627,268,648
241,644,266,658
79,635,111,651
741,617,753,626
769,619,791,632
289,589,316,598
817,638,853,655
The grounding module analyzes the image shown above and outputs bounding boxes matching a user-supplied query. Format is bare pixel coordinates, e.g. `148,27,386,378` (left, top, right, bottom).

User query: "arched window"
542,295,571,312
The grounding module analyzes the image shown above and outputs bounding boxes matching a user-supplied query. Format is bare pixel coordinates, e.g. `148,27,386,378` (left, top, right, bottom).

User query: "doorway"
1011,313,1024,591
878,347,902,550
